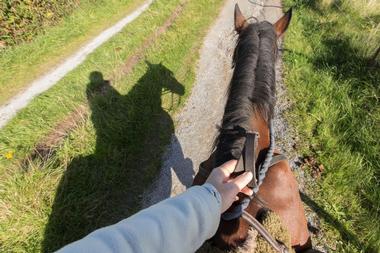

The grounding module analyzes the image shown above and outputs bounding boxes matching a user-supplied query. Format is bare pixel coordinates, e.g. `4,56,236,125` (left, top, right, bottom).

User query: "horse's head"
234,4,292,38
192,5,294,179
144,61,185,96
195,8,310,250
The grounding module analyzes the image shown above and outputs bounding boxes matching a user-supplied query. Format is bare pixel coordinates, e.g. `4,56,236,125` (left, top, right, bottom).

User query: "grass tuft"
0,0,79,46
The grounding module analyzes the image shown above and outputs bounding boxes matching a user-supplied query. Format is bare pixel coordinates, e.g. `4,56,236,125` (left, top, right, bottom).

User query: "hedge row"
0,0,80,47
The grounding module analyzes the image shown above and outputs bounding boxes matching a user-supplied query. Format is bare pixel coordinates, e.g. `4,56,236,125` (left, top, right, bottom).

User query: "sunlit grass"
283,0,379,251
0,0,223,251
0,0,144,105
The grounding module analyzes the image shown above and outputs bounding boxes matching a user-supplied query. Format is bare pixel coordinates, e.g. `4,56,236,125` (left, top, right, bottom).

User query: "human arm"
57,160,252,253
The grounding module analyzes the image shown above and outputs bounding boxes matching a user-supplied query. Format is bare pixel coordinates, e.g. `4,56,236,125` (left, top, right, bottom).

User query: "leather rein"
198,121,289,253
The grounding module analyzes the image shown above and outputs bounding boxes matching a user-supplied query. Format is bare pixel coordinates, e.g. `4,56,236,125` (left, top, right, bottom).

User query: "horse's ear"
234,4,247,33
274,8,292,37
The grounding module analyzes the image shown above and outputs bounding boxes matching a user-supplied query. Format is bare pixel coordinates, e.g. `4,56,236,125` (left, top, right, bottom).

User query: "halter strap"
234,131,260,188
220,125,288,252
220,152,286,220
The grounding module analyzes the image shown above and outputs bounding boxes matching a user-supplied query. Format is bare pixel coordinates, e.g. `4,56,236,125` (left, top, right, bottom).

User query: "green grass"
0,0,79,46
282,0,380,252
0,0,144,105
0,0,224,252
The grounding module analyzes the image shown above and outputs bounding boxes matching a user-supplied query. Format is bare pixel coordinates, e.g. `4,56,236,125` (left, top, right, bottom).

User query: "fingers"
231,171,253,191
206,159,254,213
219,160,238,176
240,186,253,196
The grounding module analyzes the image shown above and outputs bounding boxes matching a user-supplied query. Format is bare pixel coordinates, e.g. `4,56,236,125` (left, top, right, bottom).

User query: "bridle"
198,120,289,253
219,121,287,192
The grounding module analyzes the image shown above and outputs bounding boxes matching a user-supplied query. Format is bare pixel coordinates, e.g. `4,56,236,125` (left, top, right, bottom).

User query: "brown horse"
193,4,311,252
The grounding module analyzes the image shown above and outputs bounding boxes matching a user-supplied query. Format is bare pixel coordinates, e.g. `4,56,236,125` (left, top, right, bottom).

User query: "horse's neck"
249,113,270,153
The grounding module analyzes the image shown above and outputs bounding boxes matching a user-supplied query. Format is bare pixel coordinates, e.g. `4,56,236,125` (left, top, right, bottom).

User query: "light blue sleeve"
56,183,221,253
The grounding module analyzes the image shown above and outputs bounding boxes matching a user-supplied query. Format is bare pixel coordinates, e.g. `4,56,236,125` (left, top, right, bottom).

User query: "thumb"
231,171,253,191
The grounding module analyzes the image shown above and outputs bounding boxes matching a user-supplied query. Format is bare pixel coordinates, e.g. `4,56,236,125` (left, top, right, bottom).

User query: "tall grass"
0,0,223,251
283,0,379,251
0,0,143,105
0,0,79,46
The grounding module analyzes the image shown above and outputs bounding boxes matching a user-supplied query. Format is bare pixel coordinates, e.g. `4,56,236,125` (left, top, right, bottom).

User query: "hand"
206,160,253,212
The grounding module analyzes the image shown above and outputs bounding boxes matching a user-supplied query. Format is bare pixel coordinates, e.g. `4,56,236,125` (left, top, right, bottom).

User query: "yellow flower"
46,12,54,18
4,151,13,160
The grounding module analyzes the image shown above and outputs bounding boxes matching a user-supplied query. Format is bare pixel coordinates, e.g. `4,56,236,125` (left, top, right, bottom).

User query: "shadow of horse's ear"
234,4,247,33
274,8,292,38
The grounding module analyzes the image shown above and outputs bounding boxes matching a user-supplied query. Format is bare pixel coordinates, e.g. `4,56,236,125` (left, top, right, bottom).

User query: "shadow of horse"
42,62,193,252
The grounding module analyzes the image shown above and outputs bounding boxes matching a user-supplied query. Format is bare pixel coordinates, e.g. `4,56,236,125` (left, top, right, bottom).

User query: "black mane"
214,21,277,166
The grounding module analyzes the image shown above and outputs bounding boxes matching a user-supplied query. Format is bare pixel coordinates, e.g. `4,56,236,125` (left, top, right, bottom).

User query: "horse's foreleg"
213,217,250,249
254,161,311,251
